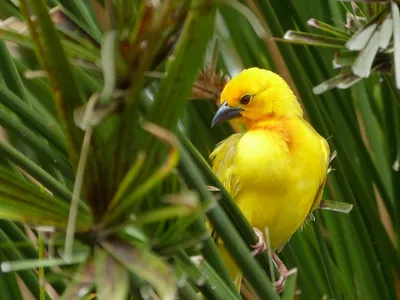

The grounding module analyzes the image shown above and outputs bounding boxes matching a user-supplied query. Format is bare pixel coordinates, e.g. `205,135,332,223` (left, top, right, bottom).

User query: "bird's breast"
235,128,292,187
232,118,328,248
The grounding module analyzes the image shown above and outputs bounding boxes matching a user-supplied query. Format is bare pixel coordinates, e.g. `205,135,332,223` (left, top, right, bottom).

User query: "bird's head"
211,68,303,128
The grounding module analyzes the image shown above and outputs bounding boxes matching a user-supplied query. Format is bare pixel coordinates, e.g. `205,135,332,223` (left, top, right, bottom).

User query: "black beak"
211,101,243,127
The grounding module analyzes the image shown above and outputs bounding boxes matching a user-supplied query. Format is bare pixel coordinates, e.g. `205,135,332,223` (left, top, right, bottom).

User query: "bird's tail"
218,244,243,290
208,218,243,290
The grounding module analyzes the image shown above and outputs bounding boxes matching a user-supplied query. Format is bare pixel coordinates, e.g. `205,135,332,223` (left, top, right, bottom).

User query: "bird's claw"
272,252,289,293
273,274,286,293
249,228,289,293
250,228,267,256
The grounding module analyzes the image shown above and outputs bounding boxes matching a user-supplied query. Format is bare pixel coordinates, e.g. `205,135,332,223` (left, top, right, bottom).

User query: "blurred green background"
0,0,398,299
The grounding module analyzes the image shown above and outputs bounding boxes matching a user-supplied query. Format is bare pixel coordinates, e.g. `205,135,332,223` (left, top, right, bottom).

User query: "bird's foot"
272,252,288,293
249,228,289,293
250,228,266,256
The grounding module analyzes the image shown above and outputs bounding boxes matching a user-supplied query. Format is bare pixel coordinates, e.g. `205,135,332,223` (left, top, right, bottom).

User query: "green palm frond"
0,0,397,299
280,1,397,94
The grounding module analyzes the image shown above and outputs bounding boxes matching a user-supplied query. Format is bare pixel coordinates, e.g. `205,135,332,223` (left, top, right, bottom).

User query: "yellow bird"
210,67,330,290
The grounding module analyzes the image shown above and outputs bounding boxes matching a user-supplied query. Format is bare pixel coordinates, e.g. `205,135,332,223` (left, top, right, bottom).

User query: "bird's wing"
210,135,246,283
277,139,331,253
307,138,331,219
209,133,244,245
209,133,245,198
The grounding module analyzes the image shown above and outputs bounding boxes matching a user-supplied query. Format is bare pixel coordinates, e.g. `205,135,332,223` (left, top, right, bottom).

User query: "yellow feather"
210,67,330,279
210,133,244,197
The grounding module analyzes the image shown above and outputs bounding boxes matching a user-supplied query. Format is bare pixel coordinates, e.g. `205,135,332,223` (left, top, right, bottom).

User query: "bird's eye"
240,95,252,105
